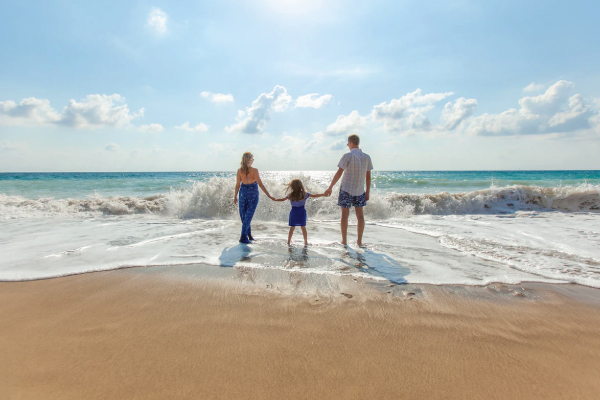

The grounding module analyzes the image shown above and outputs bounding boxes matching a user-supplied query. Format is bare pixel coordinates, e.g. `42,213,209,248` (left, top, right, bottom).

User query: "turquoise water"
1,171,599,199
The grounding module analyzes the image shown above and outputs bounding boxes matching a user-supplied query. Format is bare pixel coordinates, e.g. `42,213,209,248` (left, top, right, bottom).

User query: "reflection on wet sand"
217,241,410,286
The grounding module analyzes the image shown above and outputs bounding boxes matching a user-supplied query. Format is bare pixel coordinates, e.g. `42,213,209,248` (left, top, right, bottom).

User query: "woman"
234,152,273,244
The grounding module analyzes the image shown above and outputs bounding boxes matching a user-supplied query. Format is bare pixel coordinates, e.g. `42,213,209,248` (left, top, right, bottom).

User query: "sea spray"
1,180,599,219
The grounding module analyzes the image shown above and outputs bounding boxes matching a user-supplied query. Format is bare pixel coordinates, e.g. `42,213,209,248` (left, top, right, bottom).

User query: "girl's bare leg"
301,226,308,245
287,227,295,245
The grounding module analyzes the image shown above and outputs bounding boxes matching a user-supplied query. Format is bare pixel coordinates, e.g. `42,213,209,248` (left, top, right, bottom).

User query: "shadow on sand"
340,248,410,284
218,243,254,267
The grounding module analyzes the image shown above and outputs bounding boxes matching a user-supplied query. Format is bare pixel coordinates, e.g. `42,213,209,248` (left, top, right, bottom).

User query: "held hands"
324,188,332,197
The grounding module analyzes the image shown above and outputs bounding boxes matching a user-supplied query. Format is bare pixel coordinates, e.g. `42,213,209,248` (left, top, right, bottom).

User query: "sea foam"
1,177,599,220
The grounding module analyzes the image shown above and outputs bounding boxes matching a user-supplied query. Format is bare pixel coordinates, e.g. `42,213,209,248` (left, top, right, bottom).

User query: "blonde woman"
234,152,273,244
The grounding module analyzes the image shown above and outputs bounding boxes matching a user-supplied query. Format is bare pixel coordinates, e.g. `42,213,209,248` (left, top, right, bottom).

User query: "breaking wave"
1,176,599,220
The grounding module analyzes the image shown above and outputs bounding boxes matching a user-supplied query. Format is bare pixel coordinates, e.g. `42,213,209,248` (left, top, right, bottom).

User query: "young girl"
272,179,327,246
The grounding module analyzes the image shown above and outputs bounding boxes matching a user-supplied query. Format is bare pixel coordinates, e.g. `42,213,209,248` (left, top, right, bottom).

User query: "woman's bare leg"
301,226,308,245
287,227,295,245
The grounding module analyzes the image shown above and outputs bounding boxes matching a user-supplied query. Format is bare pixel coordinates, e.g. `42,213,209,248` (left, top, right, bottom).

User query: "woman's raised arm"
255,169,273,200
233,170,241,205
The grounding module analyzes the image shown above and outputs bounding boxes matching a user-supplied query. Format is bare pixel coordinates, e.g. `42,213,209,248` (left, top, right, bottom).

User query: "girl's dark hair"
285,179,306,202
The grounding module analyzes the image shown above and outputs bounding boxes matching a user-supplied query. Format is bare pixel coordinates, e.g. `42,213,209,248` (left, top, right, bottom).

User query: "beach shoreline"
1,267,599,400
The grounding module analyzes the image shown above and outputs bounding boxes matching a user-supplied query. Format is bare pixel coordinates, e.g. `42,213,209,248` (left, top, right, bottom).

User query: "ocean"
1,171,599,287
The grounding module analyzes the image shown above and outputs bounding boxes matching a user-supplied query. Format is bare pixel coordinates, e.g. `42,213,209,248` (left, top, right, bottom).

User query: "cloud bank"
467,80,595,136
314,80,598,142
0,94,144,129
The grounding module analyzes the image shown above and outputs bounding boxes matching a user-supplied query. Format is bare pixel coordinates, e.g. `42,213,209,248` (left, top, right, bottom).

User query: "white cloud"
323,110,366,136
200,91,234,104
105,143,120,152
60,94,143,129
138,123,164,133
0,94,143,129
519,80,574,117
441,97,478,130
547,94,593,132
175,122,209,132
523,82,545,93
467,80,595,136
147,7,168,34
295,93,332,108
0,97,61,126
467,109,523,136
371,89,453,133
225,85,292,134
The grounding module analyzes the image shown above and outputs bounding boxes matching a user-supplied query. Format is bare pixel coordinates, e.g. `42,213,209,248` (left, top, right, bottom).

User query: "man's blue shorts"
337,190,367,208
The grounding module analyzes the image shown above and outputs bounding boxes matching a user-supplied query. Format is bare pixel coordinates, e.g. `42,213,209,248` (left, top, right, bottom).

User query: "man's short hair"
348,134,360,146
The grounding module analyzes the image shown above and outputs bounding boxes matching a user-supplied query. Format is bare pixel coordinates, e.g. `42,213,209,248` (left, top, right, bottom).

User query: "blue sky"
1,0,599,171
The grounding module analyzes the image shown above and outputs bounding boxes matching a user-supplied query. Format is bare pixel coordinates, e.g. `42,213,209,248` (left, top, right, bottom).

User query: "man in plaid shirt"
324,134,373,246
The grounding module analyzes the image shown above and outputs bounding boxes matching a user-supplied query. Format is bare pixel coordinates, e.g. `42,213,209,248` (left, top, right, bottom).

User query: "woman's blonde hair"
240,152,253,175
285,179,306,202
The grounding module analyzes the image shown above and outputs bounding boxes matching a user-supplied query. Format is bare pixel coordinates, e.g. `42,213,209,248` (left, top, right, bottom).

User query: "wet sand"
1,269,600,400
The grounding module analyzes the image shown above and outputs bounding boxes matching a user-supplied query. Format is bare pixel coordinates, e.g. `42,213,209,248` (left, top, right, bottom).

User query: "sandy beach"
1,268,600,400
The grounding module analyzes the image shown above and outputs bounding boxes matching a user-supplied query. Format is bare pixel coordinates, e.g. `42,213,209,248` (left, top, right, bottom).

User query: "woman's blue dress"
239,182,259,242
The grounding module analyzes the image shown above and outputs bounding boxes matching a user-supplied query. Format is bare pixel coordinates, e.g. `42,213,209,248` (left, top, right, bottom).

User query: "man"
324,134,373,246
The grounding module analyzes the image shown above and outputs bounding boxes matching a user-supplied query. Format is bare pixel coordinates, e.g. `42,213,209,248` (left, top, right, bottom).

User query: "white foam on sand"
1,176,599,287
2,212,598,287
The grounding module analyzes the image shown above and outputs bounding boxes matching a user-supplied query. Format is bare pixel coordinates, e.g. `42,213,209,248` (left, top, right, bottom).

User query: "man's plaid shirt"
337,148,373,196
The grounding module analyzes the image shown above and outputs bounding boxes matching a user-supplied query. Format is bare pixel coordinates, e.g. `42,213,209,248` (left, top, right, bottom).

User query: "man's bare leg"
355,207,365,246
340,207,350,245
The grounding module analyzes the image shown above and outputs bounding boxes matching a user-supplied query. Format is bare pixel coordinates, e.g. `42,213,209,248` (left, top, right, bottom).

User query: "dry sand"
1,270,600,400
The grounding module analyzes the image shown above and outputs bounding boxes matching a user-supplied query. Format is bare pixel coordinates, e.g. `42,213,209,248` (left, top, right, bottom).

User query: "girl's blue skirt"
289,206,307,226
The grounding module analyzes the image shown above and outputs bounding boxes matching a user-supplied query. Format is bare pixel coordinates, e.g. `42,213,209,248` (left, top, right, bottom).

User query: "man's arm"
324,167,344,196
365,170,371,201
